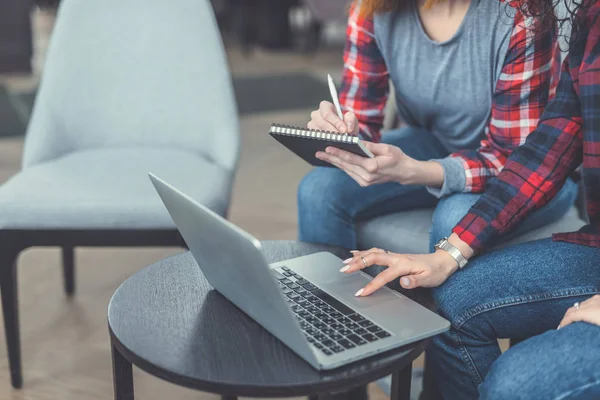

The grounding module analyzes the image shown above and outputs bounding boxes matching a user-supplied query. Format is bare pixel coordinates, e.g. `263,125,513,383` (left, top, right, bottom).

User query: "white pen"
327,74,345,123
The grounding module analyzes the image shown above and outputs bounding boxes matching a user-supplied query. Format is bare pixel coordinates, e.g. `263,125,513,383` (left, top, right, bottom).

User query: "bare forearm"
402,160,445,187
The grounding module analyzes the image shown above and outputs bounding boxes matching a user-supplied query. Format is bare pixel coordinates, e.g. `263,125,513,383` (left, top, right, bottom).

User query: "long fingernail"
343,258,353,264
350,250,359,253
355,288,364,297
401,278,410,287
339,265,350,272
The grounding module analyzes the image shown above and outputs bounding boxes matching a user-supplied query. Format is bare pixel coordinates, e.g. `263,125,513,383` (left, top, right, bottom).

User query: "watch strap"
435,238,468,269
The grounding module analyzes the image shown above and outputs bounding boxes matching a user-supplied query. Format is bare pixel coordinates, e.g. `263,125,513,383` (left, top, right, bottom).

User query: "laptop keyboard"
272,267,392,356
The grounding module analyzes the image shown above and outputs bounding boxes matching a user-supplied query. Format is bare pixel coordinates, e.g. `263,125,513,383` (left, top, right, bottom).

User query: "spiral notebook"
269,124,374,167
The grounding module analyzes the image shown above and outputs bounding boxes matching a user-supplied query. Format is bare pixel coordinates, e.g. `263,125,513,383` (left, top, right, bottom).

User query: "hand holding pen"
307,74,359,135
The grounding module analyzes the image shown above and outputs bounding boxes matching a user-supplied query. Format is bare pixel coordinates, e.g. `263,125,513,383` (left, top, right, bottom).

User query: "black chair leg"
0,256,22,388
62,245,75,296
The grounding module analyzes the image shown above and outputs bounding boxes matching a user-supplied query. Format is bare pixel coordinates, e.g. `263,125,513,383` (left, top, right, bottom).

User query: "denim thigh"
480,321,600,400
428,178,579,251
297,127,446,248
429,238,600,398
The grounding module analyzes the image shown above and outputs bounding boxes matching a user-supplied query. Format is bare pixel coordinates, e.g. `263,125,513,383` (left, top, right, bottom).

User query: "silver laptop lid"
149,173,318,366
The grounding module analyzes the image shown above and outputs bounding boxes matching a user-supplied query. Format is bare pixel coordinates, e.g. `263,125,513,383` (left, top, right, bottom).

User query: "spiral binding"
269,123,360,144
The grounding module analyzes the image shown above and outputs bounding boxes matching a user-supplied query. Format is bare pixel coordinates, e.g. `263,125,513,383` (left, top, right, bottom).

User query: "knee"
297,168,347,216
430,193,479,251
298,168,329,212
431,280,463,325
479,346,537,400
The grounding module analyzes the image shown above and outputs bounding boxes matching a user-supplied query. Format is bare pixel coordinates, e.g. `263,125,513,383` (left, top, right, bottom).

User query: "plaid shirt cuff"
452,213,496,253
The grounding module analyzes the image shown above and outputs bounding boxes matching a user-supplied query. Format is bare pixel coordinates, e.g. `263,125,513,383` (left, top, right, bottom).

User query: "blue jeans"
429,239,600,399
480,322,600,400
297,127,578,250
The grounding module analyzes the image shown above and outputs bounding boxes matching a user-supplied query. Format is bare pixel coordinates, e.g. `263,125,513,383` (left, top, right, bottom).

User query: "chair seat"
0,149,232,230
356,207,586,254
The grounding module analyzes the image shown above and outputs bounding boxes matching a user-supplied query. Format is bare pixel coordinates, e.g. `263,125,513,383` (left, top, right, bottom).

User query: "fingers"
363,141,394,156
340,248,392,274
342,251,395,274
399,274,419,289
558,295,600,329
308,101,348,133
344,112,359,135
360,268,402,296
315,150,381,186
325,146,376,173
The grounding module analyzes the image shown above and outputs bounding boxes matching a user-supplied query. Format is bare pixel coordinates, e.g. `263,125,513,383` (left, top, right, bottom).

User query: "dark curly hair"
507,0,592,49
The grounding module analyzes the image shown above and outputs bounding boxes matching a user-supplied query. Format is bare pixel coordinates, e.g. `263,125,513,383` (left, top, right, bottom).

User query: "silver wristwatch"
434,237,468,269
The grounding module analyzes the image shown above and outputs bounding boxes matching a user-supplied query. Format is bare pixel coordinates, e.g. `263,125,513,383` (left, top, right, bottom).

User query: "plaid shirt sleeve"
449,9,560,193
339,3,389,143
453,57,585,252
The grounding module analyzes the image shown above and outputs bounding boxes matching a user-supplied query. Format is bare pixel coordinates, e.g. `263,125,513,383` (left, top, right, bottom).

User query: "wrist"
396,157,421,185
447,233,475,260
433,249,460,275
403,160,444,187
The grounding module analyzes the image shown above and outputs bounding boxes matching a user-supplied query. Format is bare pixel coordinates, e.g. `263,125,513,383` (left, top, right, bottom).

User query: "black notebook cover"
269,124,373,167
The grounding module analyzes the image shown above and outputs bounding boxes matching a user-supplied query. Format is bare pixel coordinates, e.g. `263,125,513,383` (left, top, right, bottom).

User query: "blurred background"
0,1,408,399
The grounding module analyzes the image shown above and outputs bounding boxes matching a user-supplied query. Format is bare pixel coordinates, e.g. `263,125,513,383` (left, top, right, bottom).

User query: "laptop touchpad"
323,279,401,310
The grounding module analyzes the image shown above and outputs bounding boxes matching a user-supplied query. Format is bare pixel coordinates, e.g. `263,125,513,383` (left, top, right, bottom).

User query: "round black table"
108,241,430,400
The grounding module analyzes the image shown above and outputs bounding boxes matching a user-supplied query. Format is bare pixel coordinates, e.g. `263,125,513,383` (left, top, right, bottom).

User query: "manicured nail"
350,250,359,253
557,326,561,330
355,288,364,297
343,258,353,264
401,277,410,287
339,265,350,272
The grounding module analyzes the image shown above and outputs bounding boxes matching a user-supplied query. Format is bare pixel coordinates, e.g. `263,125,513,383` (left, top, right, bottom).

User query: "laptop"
149,173,450,370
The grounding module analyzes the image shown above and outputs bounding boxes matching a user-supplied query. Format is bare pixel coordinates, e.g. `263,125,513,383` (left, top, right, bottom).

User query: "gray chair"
0,0,239,388
357,206,586,254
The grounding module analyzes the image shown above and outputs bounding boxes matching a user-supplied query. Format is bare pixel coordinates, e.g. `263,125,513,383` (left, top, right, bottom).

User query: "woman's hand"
307,101,444,187
558,295,600,329
315,142,445,188
317,142,428,186
308,101,359,135
340,248,460,296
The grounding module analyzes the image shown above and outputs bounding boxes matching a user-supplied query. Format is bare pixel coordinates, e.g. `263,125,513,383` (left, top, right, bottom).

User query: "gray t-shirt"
374,0,516,196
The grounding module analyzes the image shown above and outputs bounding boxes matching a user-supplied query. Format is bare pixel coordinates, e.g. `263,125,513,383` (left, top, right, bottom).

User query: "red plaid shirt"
454,2,600,251
340,1,560,193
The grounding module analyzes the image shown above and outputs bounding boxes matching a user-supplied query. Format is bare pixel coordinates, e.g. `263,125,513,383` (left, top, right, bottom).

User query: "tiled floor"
0,6,398,400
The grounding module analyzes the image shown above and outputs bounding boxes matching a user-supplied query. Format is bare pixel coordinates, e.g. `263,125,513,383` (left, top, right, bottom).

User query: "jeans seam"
454,329,485,386
555,378,600,400
453,287,600,329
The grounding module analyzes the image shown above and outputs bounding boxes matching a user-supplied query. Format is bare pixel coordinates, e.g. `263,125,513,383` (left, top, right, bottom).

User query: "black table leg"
391,364,413,400
112,342,134,400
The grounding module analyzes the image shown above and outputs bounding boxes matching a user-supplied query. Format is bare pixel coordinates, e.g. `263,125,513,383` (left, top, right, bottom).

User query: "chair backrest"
22,0,240,172
301,0,349,23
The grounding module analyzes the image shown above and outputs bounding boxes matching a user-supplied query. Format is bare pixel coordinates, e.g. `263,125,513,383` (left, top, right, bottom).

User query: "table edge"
108,322,428,397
